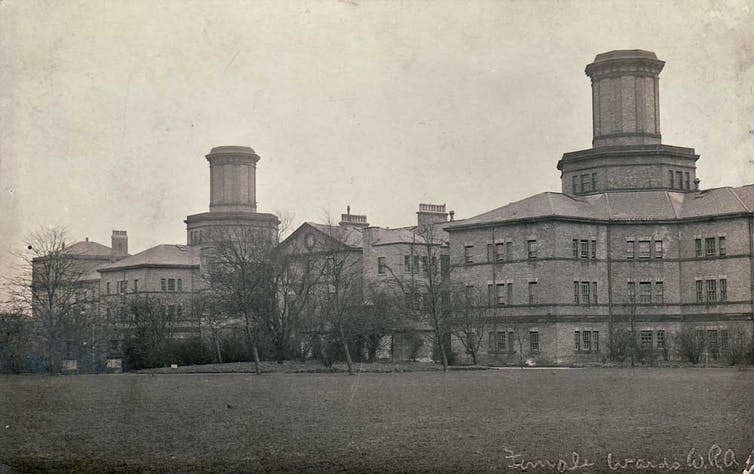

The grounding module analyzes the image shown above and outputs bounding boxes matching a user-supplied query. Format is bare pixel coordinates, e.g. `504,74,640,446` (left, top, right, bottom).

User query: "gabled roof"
280,222,364,251
369,225,448,246
447,186,754,230
97,244,200,272
65,240,114,257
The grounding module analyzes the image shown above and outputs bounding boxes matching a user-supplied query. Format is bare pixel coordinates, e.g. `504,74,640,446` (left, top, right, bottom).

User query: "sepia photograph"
1,0,753,472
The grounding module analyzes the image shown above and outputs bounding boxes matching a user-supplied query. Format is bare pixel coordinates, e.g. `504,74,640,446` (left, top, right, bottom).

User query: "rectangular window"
167,278,176,291
580,240,589,259
593,331,600,352
133,279,139,293
706,279,717,303
464,246,473,264
413,255,420,274
507,283,513,305
696,280,704,303
378,257,386,274
640,330,653,349
591,282,598,305
421,256,428,275
627,281,636,303
676,171,683,189
721,329,729,350
626,240,635,259
527,240,537,259
487,243,494,262
573,281,580,304
654,240,663,259
669,170,674,188
657,330,666,349
654,281,664,304
465,285,474,300
487,284,494,306
496,284,506,306
684,172,690,189
695,239,703,258
581,174,590,192
528,282,537,305
106,281,111,295
119,280,127,294
591,173,597,191
574,331,580,352
506,242,512,260
529,331,540,353
719,278,727,302
572,239,579,258
707,329,719,353
404,255,412,273
177,278,182,292
582,331,591,352
638,240,651,259
496,243,506,261
489,332,507,353
590,240,596,259
639,282,652,304
572,175,579,194
705,237,716,256
718,236,726,256
581,281,590,306
161,278,167,291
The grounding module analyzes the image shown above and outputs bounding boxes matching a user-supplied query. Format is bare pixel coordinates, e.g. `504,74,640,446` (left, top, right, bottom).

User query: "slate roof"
305,223,364,248
447,185,754,230
97,244,200,272
370,224,448,246
65,240,113,257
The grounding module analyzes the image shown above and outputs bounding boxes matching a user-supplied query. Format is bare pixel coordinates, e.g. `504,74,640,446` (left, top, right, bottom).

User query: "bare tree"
315,223,364,375
6,227,98,373
202,225,277,375
448,284,488,365
382,223,451,370
115,295,177,369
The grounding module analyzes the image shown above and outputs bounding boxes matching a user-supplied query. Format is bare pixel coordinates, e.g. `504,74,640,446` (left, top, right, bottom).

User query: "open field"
1,369,753,473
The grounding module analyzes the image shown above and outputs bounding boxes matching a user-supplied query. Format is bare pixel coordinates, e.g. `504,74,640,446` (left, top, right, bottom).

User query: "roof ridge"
728,187,751,213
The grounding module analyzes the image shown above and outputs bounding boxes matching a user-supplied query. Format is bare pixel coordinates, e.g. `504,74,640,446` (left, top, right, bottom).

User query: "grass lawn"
1,369,753,473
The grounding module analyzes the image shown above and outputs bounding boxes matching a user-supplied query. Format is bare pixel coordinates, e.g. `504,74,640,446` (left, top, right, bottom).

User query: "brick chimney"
417,203,448,228
339,205,369,230
111,230,128,258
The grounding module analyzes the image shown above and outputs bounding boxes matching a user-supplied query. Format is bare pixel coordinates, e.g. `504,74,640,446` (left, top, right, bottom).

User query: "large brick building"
446,50,754,365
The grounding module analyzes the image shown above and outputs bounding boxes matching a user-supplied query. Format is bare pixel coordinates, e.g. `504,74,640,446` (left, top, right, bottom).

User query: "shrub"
674,327,705,364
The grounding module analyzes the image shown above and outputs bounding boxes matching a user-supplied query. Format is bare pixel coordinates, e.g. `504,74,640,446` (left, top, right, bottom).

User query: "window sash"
705,237,716,256
496,284,506,305
580,240,589,259
527,240,537,258
529,331,539,353
638,240,651,259
528,282,536,304
706,279,717,303
639,282,651,304
695,239,703,257
719,278,727,302
695,280,704,303
654,240,663,259
718,237,726,256
626,240,635,259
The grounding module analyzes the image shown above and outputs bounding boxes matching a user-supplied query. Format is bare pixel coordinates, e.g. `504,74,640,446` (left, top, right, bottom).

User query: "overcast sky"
1,0,752,272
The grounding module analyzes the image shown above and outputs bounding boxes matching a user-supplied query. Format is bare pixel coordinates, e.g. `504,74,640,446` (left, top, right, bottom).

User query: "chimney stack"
417,203,448,228
339,209,369,230
111,230,128,258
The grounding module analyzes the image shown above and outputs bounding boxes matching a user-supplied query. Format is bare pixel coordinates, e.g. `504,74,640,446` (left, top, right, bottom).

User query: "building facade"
446,50,754,365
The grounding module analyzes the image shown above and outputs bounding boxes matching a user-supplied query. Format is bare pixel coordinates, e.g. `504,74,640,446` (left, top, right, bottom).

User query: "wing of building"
445,50,752,365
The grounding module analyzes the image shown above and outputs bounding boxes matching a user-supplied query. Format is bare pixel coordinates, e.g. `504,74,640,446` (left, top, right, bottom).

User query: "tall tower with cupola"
185,146,279,246
557,50,699,195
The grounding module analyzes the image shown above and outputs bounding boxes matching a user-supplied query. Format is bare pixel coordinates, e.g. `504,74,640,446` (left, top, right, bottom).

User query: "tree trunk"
437,332,448,372
252,344,261,375
214,334,223,364
339,325,354,375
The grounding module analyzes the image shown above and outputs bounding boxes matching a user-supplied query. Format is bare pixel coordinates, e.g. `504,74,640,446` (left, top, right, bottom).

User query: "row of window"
574,330,600,353
572,239,597,259
669,170,691,190
626,239,664,259
376,255,449,276
106,279,139,295
695,279,727,304
188,230,204,245
639,330,667,349
695,237,726,258
627,281,664,304
573,281,598,305
467,282,539,306
462,236,732,264
489,331,539,354
464,240,537,264
572,173,597,194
